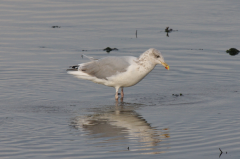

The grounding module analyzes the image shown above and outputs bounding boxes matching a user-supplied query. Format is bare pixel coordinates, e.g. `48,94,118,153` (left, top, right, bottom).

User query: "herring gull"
67,48,169,100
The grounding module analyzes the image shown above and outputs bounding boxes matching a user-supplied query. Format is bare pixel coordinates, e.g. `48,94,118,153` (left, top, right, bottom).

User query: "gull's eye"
156,55,160,58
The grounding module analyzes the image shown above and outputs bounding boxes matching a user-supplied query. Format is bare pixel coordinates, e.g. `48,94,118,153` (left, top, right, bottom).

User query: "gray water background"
0,0,240,158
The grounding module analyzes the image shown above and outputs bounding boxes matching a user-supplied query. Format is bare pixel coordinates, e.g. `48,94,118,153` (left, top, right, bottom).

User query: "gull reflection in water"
70,102,170,154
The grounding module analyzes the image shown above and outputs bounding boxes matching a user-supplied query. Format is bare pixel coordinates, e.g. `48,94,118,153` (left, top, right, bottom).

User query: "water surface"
0,0,240,158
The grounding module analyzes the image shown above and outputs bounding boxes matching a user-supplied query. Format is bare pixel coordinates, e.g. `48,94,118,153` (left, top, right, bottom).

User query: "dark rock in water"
226,48,239,56
103,47,118,53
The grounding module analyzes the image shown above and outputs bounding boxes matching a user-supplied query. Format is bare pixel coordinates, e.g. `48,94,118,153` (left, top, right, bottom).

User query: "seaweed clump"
172,93,183,97
165,27,178,37
52,26,61,28
103,47,118,53
226,48,239,56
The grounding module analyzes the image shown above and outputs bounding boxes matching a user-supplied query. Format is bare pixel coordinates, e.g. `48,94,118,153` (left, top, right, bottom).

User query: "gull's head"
148,48,169,70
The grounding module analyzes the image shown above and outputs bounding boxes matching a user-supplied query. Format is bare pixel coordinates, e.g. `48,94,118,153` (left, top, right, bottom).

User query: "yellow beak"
162,62,169,70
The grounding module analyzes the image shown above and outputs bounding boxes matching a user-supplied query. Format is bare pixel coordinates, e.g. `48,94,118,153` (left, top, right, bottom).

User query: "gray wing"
80,56,131,79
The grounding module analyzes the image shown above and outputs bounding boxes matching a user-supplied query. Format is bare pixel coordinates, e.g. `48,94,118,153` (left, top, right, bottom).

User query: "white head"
139,48,169,70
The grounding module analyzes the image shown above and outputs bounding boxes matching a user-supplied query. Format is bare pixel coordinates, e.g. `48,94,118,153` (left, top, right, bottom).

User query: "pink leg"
115,87,120,100
115,92,119,100
121,88,124,98
120,88,124,102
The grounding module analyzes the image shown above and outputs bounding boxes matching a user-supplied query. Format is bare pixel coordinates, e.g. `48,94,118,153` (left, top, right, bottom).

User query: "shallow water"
0,0,240,158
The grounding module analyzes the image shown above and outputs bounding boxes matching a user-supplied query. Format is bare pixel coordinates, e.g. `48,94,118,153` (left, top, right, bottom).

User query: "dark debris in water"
190,49,203,50
172,93,183,97
80,48,118,53
165,26,178,37
219,148,223,158
165,27,173,33
219,148,228,158
226,48,239,56
52,26,61,28
103,47,118,53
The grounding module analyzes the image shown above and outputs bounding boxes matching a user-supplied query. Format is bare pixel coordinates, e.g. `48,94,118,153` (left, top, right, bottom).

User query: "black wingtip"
67,65,79,71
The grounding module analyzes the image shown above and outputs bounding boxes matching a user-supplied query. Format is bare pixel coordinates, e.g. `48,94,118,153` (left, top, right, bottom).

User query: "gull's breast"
106,62,153,87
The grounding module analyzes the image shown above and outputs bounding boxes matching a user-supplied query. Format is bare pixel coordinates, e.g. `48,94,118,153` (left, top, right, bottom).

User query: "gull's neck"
136,52,156,71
